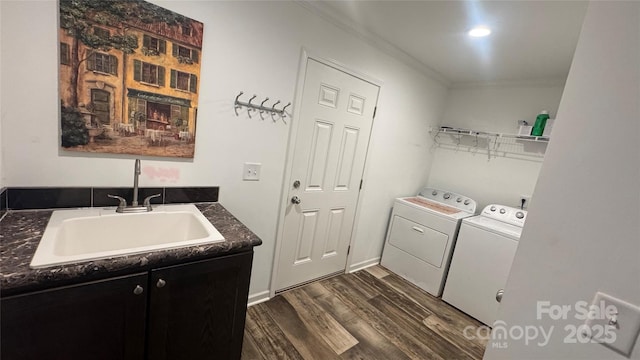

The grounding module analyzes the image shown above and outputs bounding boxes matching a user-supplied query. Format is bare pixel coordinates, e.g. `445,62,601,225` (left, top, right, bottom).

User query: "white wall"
486,2,640,359
428,83,564,210
0,1,447,299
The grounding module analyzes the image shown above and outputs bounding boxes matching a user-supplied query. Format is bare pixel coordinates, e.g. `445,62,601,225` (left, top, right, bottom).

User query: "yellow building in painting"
59,26,125,129
59,17,203,139
124,19,203,137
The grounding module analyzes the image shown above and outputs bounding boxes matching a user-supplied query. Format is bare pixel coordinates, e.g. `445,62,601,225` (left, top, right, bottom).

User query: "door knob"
496,289,504,303
291,196,301,204
133,285,144,295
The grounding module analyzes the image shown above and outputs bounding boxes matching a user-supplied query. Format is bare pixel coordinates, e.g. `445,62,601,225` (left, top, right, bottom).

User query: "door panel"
323,208,345,257
334,127,359,190
1,273,147,360
319,84,340,108
295,209,319,264
147,252,253,360
306,120,334,190
276,58,379,291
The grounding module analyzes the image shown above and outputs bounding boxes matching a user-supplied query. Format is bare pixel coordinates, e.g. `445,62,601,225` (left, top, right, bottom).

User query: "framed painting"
58,0,203,158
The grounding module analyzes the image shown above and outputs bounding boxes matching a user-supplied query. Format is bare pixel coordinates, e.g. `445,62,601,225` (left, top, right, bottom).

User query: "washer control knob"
432,190,438,196
443,193,451,200
516,211,525,219
490,206,496,212
456,197,462,203
464,199,471,205
500,208,506,214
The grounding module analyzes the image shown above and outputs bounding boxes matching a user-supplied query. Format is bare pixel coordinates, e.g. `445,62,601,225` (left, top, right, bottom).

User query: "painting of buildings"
58,0,203,158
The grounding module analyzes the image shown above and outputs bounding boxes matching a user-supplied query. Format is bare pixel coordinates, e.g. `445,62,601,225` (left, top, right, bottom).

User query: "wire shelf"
430,126,548,160
433,126,549,143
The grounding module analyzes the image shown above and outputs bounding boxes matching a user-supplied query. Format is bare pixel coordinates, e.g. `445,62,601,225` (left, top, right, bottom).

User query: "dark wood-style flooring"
242,265,488,360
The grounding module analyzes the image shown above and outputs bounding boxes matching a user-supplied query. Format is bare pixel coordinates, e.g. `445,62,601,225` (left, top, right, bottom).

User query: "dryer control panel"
481,204,527,227
417,187,477,213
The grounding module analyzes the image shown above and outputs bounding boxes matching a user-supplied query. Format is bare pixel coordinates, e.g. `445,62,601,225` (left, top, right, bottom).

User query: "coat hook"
247,94,257,110
260,97,270,113
271,100,281,114
246,95,256,119
234,91,244,104
234,91,244,116
282,102,291,117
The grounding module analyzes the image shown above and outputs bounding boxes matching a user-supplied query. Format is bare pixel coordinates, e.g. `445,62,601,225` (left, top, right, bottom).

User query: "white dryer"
381,187,477,297
442,204,527,326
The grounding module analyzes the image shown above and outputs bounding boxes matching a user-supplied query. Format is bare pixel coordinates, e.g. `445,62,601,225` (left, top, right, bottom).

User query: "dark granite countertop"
0,203,262,297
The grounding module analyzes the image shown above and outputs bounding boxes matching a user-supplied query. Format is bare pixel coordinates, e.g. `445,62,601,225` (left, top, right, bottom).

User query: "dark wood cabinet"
1,251,254,360
1,273,148,360
147,252,253,360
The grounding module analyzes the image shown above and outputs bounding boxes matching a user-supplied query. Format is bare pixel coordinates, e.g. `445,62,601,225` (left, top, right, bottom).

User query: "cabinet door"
147,251,253,360
1,273,148,360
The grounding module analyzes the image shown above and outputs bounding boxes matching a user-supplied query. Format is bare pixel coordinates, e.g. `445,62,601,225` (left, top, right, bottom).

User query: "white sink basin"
30,204,225,269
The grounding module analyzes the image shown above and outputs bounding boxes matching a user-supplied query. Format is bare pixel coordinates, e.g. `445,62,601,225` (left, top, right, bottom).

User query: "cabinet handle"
412,226,424,233
133,285,144,295
156,279,166,288
496,289,504,303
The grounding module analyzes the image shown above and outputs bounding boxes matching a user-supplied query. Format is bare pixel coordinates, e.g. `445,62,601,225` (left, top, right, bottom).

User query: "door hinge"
359,179,363,190
373,106,377,119
347,245,351,255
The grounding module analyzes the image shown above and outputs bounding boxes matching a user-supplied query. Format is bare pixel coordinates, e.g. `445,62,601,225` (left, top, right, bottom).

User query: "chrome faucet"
108,159,161,213
132,159,141,206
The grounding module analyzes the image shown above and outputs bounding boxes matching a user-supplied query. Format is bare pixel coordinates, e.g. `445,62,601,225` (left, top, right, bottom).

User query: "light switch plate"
584,292,640,356
243,163,261,181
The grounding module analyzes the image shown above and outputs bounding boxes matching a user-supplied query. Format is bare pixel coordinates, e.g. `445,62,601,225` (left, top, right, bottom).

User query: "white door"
275,58,379,291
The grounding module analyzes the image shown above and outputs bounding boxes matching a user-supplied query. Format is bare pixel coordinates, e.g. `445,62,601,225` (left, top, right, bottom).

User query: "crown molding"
450,77,567,89
295,0,451,87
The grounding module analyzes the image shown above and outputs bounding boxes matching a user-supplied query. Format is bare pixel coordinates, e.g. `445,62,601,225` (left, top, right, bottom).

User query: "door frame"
269,48,383,297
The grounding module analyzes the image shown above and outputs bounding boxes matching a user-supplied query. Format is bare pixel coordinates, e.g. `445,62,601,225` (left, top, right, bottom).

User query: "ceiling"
311,1,589,85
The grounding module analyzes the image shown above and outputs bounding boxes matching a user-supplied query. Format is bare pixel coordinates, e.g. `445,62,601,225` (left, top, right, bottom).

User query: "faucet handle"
143,194,162,208
107,195,127,210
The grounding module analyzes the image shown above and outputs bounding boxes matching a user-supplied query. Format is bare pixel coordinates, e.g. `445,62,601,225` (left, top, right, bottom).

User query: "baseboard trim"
348,257,380,273
275,270,343,295
249,258,382,306
247,290,270,307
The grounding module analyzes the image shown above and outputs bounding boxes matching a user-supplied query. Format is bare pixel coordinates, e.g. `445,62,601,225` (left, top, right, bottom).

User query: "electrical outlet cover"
584,292,640,356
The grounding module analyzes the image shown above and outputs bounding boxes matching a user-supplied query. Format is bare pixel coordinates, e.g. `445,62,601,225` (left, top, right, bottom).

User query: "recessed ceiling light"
468,26,491,37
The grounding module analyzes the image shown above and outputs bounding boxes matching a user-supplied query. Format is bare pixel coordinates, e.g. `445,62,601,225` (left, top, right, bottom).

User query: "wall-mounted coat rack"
234,91,291,120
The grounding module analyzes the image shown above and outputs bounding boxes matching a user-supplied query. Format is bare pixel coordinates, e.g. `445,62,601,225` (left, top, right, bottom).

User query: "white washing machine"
442,204,527,326
381,187,477,297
